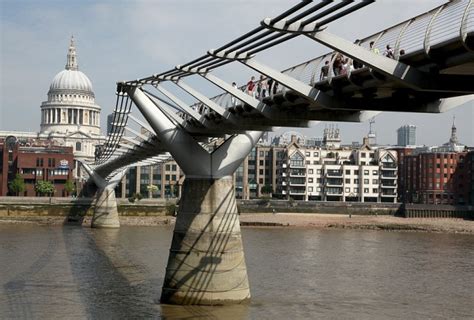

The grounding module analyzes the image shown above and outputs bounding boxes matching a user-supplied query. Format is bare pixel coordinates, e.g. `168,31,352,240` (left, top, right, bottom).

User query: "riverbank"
1,213,473,234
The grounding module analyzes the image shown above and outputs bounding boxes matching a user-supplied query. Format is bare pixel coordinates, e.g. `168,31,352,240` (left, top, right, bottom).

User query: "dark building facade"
0,137,74,197
468,150,474,205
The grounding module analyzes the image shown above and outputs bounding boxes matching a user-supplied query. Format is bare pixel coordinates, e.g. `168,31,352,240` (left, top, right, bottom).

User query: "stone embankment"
0,197,473,234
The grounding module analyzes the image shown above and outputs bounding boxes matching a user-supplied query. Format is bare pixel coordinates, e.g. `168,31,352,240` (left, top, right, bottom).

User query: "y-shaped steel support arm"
127,85,263,178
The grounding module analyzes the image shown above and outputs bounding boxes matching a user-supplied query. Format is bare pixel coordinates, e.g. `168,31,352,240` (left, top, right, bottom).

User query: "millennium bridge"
81,0,474,305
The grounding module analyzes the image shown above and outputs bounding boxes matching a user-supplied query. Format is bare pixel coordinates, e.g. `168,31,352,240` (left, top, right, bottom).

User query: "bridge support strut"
127,85,261,305
80,162,126,228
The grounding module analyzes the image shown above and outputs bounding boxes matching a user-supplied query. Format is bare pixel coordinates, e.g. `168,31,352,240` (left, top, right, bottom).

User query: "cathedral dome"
49,69,93,93
47,36,94,95
40,36,102,137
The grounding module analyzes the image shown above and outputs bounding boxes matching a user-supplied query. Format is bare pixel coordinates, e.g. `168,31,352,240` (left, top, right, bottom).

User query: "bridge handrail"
186,0,471,119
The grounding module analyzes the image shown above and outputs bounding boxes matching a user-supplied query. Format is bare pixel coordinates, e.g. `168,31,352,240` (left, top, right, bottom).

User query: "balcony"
289,189,306,195
289,171,306,177
381,183,397,188
289,164,305,169
289,181,306,187
381,163,397,170
381,191,397,196
326,178,343,187
326,188,343,196
326,170,343,177
381,173,397,179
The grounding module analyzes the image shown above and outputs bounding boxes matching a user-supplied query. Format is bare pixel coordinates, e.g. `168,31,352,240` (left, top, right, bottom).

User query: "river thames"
0,224,473,319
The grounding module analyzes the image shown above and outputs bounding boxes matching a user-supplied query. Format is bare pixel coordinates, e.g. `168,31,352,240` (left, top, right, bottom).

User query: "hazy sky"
1,0,472,146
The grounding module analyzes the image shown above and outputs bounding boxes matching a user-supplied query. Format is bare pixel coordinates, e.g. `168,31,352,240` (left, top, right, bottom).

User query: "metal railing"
186,0,471,118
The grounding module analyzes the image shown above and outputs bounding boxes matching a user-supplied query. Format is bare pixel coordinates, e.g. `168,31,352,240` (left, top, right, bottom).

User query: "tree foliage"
261,184,273,195
35,180,55,196
8,174,25,196
64,180,75,194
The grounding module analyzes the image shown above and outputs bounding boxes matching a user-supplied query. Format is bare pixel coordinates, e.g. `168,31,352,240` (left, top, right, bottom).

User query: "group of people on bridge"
320,41,406,81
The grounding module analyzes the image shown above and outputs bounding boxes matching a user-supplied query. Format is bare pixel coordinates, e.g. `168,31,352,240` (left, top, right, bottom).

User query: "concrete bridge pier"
127,85,262,305
80,162,126,229
161,175,250,305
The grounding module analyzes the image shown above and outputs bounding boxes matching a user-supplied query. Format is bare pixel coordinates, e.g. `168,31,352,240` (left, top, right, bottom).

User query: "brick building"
401,151,469,205
396,121,471,205
0,137,74,197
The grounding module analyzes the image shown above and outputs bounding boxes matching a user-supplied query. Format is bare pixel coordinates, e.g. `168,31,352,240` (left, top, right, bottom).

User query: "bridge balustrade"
186,0,473,120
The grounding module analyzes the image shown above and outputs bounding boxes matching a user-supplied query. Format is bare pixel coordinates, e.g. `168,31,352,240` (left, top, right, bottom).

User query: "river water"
0,224,473,319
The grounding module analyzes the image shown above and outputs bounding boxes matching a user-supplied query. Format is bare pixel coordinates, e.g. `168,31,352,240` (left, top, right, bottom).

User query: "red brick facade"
397,148,470,205
0,139,74,197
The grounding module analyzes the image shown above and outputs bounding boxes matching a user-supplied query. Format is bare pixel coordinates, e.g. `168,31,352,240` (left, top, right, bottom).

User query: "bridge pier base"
160,175,250,305
91,187,120,229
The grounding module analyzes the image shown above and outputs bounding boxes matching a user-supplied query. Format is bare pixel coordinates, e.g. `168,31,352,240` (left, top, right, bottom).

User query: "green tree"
261,184,273,195
134,193,143,201
8,174,25,196
35,180,55,197
64,180,75,196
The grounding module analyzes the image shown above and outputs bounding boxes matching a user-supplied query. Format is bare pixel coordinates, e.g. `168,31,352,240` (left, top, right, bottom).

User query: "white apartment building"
276,136,398,203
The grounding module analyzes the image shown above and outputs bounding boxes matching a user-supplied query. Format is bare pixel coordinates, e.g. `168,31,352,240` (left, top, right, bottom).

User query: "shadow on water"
61,226,161,318
2,229,61,319
63,181,96,226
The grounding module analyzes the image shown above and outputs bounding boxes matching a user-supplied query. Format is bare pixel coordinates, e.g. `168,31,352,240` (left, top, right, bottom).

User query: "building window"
308,178,313,183
313,152,319,157
345,187,350,193
373,179,378,184
364,188,369,193
259,160,264,166
373,188,378,193
345,169,351,175
354,188,359,193
364,179,369,184
354,179,359,184
361,152,366,158
308,187,313,192
313,161,318,165
259,151,264,157
355,170,359,175
317,169,322,174
372,170,378,175
345,179,350,184
76,142,82,151
317,187,321,192
308,169,313,174
364,170,369,175
290,153,304,167
305,161,310,164
305,152,310,156
172,164,177,171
